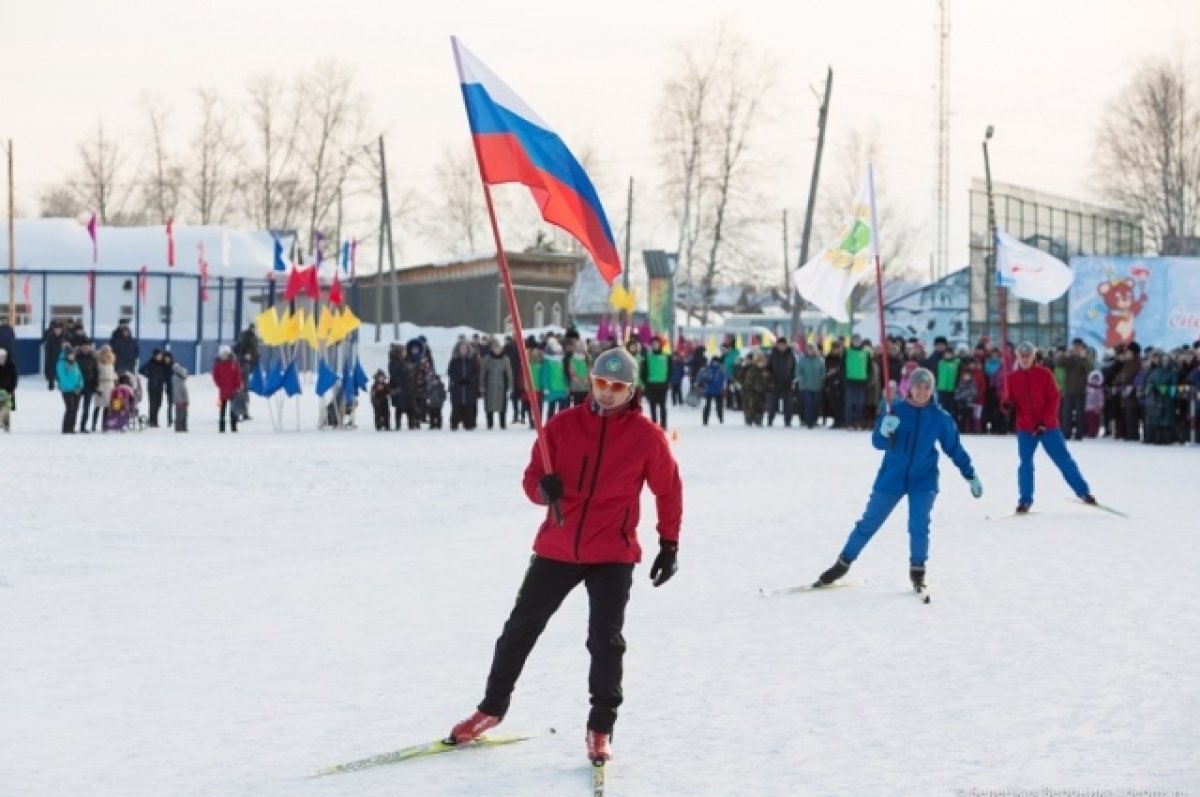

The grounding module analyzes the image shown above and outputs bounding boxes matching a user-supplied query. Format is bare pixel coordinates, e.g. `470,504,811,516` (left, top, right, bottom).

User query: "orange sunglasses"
591,376,634,394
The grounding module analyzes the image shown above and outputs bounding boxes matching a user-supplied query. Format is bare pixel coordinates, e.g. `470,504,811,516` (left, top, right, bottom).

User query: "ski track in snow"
1,376,1197,796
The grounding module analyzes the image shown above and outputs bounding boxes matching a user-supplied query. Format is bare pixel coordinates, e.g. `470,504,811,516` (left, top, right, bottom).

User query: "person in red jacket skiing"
211,345,244,433
449,347,683,765
1008,341,1096,513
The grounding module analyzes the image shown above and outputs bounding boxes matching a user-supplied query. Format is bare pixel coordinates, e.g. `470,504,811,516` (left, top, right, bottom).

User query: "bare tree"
137,94,183,224
297,61,369,254
655,26,776,324
39,187,87,218
1094,57,1200,254
187,88,240,224
420,144,489,256
240,72,307,232
66,119,137,224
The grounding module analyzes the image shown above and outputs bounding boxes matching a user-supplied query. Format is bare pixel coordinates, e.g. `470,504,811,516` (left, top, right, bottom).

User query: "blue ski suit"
840,399,976,566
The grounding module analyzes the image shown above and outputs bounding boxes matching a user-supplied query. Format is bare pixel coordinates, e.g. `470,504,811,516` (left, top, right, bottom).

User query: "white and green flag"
793,172,876,322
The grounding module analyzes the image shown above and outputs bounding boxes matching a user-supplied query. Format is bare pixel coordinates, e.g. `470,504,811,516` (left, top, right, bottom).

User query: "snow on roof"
0,218,295,279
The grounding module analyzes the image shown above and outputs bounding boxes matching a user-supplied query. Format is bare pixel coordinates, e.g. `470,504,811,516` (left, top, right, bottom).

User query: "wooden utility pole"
790,67,833,342
5,140,14,326
622,177,633,292
378,135,401,340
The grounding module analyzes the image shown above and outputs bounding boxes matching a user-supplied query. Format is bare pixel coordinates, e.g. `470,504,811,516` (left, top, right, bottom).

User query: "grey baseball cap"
592,348,638,384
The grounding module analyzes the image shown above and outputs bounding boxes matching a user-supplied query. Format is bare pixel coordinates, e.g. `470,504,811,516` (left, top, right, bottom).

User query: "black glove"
1034,424,1046,437
649,541,678,587
537,474,564,505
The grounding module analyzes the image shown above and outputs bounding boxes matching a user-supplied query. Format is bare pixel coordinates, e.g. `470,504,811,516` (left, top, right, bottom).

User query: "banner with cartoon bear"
1069,257,1200,351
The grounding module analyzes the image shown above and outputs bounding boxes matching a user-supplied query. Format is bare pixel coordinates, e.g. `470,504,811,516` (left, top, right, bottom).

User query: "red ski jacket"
212,358,243,402
1008,364,1061,433
522,401,682,565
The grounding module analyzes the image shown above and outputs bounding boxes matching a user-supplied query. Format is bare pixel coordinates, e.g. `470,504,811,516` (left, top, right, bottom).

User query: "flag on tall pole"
22,274,31,310
86,214,98,263
792,174,875,322
166,217,176,267
452,36,622,524
138,265,148,302
451,36,622,285
995,230,1074,303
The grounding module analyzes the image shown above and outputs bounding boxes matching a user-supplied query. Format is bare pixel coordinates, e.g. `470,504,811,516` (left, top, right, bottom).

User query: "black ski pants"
645,383,669,429
479,556,634,735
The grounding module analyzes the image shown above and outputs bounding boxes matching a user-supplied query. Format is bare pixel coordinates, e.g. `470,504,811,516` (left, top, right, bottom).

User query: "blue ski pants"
1016,428,1090,506
840,489,937,566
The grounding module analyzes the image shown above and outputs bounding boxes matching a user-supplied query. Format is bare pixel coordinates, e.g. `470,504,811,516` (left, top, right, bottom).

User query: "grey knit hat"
908,367,935,389
1017,340,1036,355
592,348,638,384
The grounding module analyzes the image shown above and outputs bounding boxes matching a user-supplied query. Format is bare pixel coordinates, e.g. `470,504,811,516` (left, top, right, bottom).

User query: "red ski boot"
586,729,612,764
449,710,501,745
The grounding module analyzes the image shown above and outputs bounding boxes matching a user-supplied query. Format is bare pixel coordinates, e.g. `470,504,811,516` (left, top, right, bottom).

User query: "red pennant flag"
138,265,149,302
86,271,96,309
305,266,321,300
198,242,209,302
283,267,302,302
22,275,31,310
86,214,98,263
329,273,344,306
166,217,176,267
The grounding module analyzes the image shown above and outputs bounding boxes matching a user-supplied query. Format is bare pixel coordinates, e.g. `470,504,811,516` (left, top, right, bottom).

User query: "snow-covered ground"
2,377,1197,797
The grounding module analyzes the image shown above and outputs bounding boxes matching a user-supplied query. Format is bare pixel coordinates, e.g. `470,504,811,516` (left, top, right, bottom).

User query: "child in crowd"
427,374,447,430
171,363,189,432
371,370,391,431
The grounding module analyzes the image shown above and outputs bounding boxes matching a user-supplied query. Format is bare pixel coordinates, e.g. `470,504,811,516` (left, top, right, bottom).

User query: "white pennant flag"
996,230,1074,303
793,172,875,322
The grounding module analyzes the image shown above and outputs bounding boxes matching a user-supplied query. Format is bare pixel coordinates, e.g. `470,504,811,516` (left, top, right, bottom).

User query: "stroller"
105,373,146,432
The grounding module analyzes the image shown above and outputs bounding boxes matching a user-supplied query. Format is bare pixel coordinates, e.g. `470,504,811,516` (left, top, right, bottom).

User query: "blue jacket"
870,399,974,494
697,364,726,398
56,354,84,394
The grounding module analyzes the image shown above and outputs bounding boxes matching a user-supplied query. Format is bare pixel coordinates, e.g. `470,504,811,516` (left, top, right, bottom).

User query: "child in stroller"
105,372,145,432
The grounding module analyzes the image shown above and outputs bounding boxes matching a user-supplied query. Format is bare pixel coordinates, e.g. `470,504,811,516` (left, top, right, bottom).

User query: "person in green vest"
721,337,740,410
843,334,871,430
542,339,570,420
642,337,671,430
522,343,545,426
564,338,592,407
936,347,962,419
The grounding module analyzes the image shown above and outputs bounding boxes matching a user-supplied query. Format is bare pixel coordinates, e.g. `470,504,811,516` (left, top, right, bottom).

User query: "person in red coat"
211,345,243,433
449,347,683,765
1008,341,1096,513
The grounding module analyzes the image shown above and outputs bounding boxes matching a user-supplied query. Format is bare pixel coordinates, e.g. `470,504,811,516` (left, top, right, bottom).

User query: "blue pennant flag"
282,361,303,397
340,241,350,273
273,235,286,272
316,359,339,396
353,358,369,392
247,365,267,397
264,361,285,396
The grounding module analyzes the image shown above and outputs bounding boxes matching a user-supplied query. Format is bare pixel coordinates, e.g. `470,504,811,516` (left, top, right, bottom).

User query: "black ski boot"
814,556,852,587
910,564,926,590
1015,503,1032,514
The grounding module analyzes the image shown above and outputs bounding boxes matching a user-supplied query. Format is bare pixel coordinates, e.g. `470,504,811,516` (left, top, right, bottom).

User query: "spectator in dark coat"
139,349,171,428
110,323,140,374
766,338,797,427
0,319,15,361
0,348,18,416
388,343,418,430
43,321,66,389
75,340,99,432
447,340,481,430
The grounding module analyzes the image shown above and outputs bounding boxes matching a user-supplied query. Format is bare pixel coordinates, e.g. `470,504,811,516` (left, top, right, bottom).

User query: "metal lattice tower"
934,0,951,281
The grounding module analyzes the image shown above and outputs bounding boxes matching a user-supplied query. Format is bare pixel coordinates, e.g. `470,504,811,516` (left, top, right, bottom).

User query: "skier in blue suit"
812,368,982,592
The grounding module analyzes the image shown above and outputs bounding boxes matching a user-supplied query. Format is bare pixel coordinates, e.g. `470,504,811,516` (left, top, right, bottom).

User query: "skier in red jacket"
211,345,243,433
450,347,683,764
1008,341,1096,513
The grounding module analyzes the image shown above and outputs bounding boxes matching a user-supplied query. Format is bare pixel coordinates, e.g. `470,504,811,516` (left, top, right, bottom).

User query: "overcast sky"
3,0,1199,282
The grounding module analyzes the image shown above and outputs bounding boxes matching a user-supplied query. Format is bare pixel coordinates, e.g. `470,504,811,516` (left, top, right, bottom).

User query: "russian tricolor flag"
451,37,622,285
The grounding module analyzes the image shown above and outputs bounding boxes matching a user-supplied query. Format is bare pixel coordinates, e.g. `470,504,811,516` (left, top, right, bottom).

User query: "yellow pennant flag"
301,310,319,348
255,306,281,346
316,307,335,342
735,333,744,351
340,307,362,335
279,309,300,344
706,335,718,356
762,330,776,347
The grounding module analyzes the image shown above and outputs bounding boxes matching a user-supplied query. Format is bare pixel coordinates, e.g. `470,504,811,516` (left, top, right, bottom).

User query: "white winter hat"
219,344,233,357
